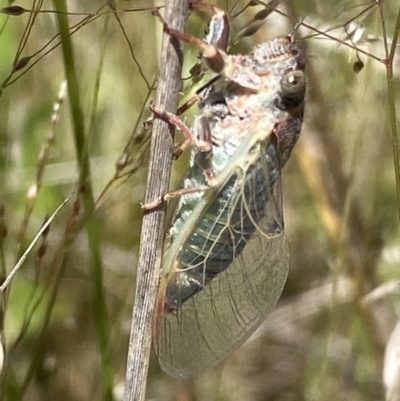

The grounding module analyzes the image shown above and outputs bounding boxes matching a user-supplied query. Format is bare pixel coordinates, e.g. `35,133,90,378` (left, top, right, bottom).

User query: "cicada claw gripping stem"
141,186,207,212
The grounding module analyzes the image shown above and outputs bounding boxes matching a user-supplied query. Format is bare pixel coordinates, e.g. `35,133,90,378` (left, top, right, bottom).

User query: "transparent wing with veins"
154,138,289,377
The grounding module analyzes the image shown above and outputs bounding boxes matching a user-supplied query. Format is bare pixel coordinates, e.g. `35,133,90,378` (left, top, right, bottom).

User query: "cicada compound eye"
280,70,305,98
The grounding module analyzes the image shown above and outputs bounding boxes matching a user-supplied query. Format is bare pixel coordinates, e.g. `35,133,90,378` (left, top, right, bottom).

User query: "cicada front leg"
152,5,261,91
189,1,230,51
152,6,228,75
184,1,230,83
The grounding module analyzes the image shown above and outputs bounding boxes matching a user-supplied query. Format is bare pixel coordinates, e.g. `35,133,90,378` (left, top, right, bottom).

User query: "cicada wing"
155,143,289,377
242,142,284,238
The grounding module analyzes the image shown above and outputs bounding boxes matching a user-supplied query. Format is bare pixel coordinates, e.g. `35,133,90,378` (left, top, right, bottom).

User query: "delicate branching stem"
0,194,73,293
123,1,188,400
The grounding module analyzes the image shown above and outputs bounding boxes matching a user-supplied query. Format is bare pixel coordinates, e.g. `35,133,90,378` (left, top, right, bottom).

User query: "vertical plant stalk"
53,1,114,400
123,1,188,401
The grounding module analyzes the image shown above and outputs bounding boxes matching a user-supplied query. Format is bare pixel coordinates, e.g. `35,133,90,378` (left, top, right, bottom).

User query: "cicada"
152,2,306,377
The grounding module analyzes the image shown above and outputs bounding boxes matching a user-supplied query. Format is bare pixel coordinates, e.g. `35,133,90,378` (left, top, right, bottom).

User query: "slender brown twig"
123,1,188,401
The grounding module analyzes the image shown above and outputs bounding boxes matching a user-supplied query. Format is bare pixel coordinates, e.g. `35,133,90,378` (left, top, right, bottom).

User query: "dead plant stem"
123,1,188,400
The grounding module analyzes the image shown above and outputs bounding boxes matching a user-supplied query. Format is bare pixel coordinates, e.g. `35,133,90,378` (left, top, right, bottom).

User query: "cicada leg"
181,1,229,87
189,1,230,51
149,105,212,155
151,106,217,181
176,74,222,116
152,8,227,74
152,7,261,91
193,115,216,182
142,186,208,211
142,105,216,210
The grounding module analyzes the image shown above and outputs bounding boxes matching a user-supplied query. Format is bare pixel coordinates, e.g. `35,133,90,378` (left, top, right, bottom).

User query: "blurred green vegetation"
0,0,399,400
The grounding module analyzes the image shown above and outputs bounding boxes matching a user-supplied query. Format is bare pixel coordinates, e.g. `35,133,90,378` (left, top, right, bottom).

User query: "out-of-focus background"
0,0,399,400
